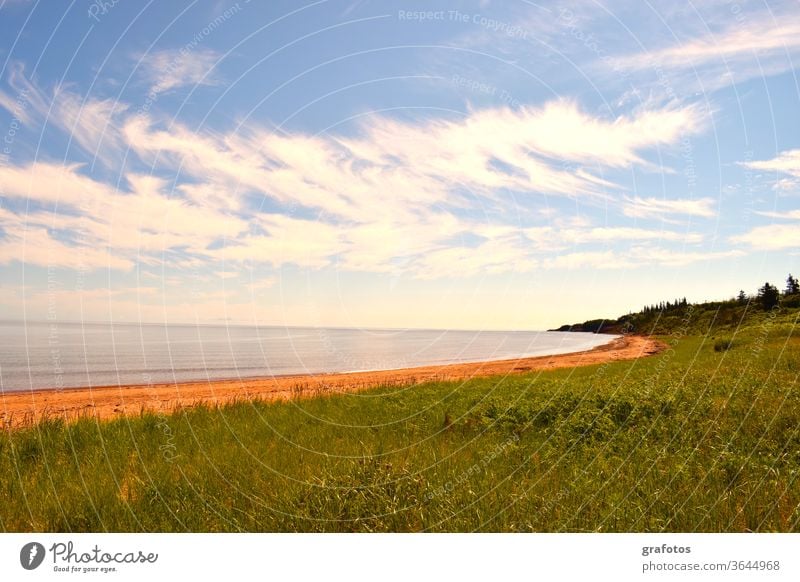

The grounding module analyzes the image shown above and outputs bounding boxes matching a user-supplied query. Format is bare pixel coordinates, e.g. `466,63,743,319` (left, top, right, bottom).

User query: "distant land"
551,275,800,335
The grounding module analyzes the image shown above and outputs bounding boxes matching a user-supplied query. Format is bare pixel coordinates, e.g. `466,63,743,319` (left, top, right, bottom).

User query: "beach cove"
1,334,662,428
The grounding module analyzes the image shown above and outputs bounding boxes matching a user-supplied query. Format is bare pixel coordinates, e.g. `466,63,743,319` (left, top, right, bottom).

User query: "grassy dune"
2,306,799,532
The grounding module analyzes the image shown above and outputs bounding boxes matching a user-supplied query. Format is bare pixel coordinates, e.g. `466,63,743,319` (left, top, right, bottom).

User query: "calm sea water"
0,321,614,392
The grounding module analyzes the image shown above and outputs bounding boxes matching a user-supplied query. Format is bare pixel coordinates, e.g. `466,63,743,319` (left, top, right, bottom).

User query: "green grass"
2,308,799,532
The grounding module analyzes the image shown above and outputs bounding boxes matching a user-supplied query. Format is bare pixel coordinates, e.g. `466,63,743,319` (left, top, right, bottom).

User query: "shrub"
714,338,734,352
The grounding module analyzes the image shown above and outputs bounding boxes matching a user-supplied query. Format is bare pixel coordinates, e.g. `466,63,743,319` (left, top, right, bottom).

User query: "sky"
0,0,798,330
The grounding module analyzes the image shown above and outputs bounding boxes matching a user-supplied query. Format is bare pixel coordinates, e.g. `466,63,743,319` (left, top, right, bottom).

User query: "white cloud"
111,98,707,276
611,16,800,90
398,221,708,278
0,163,249,270
0,64,129,165
125,99,704,222
0,80,712,279
739,150,800,197
338,100,704,196
622,196,717,219
741,149,800,178
734,143,800,247
0,87,29,122
52,89,129,165
531,225,704,245
412,234,538,279
0,210,133,271
0,62,50,125
616,20,800,70
211,214,346,269
0,155,714,277
136,48,221,93
755,209,800,220
766,177,800,194
731,224,800,250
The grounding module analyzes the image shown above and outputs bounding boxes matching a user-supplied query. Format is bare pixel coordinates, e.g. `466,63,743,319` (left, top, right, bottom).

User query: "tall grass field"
2,303,799,532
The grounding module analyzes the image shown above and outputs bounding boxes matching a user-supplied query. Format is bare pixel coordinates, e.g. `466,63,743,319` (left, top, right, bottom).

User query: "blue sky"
0,0,798,329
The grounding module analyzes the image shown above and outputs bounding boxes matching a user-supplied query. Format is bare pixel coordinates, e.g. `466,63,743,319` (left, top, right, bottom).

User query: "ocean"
0,320,614,392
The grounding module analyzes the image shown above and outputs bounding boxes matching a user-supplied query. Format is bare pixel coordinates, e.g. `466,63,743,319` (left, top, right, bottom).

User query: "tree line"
639,274,800,314
738,274,799,311
555,273,800,334
641,297,689,314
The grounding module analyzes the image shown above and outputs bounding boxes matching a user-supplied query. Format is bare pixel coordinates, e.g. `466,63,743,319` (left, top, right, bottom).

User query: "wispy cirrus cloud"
622,196,717,219
610,14,800,91
135,48,221,93
755,209,800,220
122,98,705,276
0,63,129,165
0,78,711,279
124,98,705,217
739,149,800,195
53,89,129,165
526,225,704,245
0,88,29,123
615,20,800,70
741,149,800,178
731,202,800,251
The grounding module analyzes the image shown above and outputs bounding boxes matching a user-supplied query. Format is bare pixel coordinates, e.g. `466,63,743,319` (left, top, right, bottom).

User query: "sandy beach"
1,334,663,429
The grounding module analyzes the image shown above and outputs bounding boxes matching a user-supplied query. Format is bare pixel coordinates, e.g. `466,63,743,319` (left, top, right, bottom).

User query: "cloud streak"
741,149,800,178
611,14,800,91
136,48,222,93
622,196,717,219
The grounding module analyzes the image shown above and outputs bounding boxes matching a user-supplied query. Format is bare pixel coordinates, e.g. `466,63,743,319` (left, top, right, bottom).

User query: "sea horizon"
0,317,572,334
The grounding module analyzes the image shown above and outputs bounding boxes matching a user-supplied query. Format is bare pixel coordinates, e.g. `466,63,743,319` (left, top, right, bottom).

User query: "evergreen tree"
736,290,747,305
757,282,780,311
786,274,800,296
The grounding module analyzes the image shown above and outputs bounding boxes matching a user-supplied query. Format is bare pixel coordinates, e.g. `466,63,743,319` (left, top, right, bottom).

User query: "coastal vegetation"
1,277,799,532
552,274,800,335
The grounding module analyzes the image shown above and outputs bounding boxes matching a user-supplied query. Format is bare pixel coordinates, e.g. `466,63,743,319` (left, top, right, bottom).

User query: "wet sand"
1,335,663,429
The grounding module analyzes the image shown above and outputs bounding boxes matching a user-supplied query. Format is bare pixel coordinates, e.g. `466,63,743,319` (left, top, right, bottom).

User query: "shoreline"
1,334,664,429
